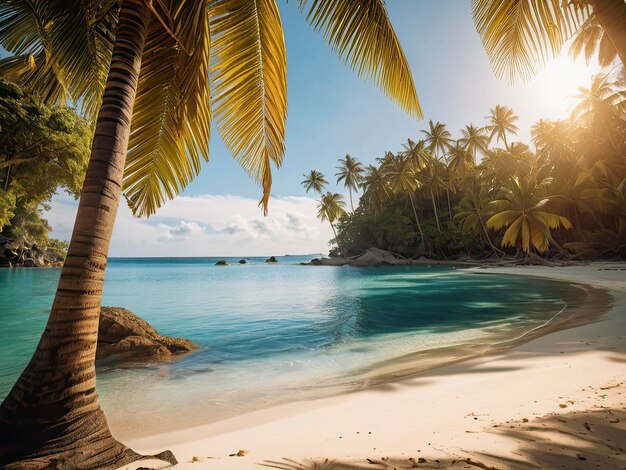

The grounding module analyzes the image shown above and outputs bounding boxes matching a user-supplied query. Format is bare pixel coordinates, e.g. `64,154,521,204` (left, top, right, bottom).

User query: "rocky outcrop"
265,256,278,263
349,248,409,266
238,259,247,264
97,306,199,364
215,260,229,266
0,234,64,267
302,248,476,267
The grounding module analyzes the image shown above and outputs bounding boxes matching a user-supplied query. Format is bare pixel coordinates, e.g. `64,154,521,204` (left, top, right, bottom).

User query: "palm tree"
421,120,453,160
459,124,488,164
472,0,626,81
454,181,502,255
0,1,422,467
336,154,364,211
571,73,626,126
384,154,425,244
301,170,328,195
570,14,618,68
417,154,447,232
486,173,572,254
448,141,475,182
401,138,429,171
486,105,519,151
360,165,390,213
317,192,347,239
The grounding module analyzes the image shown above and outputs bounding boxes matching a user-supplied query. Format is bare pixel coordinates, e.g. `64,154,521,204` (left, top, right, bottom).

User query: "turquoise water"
0,257,588,437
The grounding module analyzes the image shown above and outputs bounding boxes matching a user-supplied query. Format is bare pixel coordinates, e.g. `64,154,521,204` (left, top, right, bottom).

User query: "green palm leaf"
210,0,287,214
297,0,422,118
124,1,211,217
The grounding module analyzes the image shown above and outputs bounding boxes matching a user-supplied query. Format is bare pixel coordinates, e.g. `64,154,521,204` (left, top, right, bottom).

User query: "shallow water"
0,256,590,437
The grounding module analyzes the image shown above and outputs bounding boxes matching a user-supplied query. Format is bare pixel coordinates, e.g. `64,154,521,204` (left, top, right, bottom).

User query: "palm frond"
124,0,211,217
296,0,421,118
210,0,287,214
472,0,589,82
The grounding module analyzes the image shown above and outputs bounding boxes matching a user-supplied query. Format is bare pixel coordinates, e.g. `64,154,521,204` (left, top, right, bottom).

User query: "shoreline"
122,262,626,469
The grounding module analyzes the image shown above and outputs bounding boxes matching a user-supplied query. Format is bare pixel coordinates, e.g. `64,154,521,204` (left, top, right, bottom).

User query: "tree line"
303,73,626,260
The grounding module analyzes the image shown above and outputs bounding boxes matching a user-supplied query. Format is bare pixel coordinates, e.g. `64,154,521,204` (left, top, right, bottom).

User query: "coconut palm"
570,14,618,68
301,170,328,196
486,105,519,151
384,154,425,243
448,141,475,182
571,73,626,126
459,124,489,164
421,120,453,160
0,0,422,467
317,192,347,239
401,138,429,171
487,172,572,254
417,155,447,232
472,0,626,81
336,154,365,211
360,164,390,213
454,181,502,255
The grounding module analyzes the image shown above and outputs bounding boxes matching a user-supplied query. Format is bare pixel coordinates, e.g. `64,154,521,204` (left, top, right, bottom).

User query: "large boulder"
97,306,199,364
265,256,278,263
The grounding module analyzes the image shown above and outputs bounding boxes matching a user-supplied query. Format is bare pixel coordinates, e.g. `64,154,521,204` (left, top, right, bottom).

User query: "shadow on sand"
260,405,625,470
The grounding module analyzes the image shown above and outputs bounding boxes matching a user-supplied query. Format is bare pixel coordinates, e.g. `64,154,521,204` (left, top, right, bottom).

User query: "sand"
121,262,626,469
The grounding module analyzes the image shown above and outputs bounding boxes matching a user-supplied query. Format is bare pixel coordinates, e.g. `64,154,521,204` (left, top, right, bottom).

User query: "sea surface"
0,256,591,438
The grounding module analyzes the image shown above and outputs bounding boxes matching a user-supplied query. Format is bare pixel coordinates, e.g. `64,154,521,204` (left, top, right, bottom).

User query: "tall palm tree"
417,154,446,232
459,124,489,164
487,172,572,254
472,0,626,81
0,1,422,467
384,154,425,244
570,14,618,68
301,170,328,195
335,154,364,211
486,105,519,151
421,120,453,160
571,73,626,126
454,181,502,256
317,192,347,239
360,164,390,213
401,138,429,171
421,121,454,218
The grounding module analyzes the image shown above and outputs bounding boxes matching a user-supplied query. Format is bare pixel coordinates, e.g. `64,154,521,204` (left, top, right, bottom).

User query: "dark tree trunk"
0,2,176,468
589,0,626,67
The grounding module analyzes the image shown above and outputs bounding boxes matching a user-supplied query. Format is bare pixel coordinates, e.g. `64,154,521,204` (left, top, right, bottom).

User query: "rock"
97,306,199,364
238,259,247,264
348,248,408,266
265,256,278,263
215,260,229,266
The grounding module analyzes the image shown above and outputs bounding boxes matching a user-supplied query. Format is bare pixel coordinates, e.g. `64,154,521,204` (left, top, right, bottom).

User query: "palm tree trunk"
349,187,354,212
588,0,626,67
430,189,442,232
445,187,453,220
0,2,175,468
408,192,425,246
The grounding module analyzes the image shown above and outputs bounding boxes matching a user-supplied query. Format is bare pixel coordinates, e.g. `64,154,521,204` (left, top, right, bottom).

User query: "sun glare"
532,55,600,117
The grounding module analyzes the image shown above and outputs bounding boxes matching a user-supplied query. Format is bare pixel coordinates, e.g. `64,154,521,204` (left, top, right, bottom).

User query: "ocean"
0,256,590,438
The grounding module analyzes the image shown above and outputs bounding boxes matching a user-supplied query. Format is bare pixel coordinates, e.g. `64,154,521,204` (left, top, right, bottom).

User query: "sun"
532,54,600,116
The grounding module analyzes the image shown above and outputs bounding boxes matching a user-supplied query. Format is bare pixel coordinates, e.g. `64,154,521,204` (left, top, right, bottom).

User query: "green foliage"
312,71,626,260
0,80,90,247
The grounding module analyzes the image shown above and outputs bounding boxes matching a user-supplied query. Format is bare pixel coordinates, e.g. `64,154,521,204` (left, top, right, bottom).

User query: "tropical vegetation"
0,80,90,265
0,0,421,468
306,71,626,261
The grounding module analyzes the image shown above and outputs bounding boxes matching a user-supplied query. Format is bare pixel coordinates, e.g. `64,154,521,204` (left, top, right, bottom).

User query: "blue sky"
4,1,601,255
191,0,598,201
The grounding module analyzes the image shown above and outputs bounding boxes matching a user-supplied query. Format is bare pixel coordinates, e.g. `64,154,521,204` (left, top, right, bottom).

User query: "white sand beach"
123,263,626,469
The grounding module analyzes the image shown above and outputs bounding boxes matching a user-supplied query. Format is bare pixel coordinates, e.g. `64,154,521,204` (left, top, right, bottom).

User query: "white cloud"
46,193,333,257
